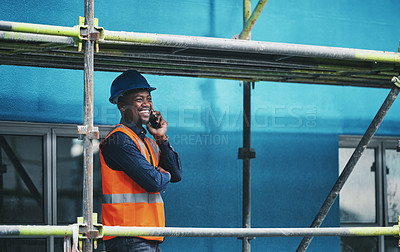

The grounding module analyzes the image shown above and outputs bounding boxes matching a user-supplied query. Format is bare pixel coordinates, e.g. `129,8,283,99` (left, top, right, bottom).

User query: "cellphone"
149,111,160,128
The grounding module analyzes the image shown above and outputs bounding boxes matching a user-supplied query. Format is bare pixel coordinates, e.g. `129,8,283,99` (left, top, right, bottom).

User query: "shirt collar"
120,120,147,139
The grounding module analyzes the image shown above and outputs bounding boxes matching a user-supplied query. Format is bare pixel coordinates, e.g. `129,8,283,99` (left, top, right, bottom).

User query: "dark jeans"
105,237,161,252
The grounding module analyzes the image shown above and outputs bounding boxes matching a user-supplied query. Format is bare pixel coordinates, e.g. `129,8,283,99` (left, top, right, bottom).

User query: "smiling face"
118,90,153,127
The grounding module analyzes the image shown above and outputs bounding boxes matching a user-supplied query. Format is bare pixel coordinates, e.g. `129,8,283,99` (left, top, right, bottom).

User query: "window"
56,136,102,225
385,149,400,223
0,121,112,252
339,148,376,223
53,129,104,251
0,135,45,224
339,136,400,252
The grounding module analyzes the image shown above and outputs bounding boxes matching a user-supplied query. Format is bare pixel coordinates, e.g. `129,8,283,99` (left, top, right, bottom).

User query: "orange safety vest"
100,124,165,241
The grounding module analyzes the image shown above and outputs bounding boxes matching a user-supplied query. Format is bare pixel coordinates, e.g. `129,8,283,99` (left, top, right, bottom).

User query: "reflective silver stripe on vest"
116,125,148,158
146,137,160,163
136,138,147,157
103,193,164,204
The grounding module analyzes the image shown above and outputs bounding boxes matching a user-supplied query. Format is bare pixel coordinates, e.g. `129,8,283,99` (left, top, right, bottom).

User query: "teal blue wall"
1,1,400,251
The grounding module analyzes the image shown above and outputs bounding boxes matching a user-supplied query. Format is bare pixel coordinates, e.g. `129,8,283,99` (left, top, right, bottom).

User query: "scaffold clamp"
77,125,99,140
237,236,256,241
239,81,256,89
238,147,256,159
76,16,104,52
391,76,400,88
76,213,103,250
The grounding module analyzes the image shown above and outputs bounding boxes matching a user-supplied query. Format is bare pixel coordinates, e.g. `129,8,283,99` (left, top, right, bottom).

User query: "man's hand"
158,166,171,179
146,111,168,140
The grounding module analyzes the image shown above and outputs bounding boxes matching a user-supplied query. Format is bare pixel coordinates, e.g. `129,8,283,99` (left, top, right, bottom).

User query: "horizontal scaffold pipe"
0,21,80,38
0,31,75,44
0,225,398,238
0,225,73,236
102,32,400,64
1,20,400,64
103,226,400,238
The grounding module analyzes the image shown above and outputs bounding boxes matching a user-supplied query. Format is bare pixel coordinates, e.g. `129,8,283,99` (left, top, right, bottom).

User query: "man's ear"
117,101,125,111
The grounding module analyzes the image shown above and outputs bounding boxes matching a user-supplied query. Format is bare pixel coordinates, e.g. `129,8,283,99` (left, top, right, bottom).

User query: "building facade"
0,0,400,251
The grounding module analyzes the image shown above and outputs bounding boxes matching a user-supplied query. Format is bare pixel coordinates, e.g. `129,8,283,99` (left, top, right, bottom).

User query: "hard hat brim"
109,87,156,104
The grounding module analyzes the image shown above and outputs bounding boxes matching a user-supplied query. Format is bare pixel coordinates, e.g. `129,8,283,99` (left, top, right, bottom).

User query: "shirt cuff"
156,135,169,145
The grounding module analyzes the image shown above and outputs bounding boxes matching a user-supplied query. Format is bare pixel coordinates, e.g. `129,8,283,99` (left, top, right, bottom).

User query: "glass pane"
57,137,102,224
384,236,399,252
385,149,400,223
0,238,46,252
339,148,376,223
0,135,44,224
340,237,377,252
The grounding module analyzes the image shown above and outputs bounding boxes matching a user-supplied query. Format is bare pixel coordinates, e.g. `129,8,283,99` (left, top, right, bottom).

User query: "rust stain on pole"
239,0,269,40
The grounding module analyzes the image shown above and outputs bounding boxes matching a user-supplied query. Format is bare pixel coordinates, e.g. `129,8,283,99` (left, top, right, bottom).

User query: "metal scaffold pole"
1,20,400,64
238,1,268,251
1,224,399,238
241,1,252,252
82,0,96,251
296,80,400,252
239,0,268,40
241,80,253,252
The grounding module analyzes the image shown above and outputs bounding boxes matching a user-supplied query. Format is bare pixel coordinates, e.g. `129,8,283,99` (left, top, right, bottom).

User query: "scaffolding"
0,0,400,251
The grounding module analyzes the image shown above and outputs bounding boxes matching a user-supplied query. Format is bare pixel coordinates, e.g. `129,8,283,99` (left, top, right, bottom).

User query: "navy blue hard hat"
109,70,156,104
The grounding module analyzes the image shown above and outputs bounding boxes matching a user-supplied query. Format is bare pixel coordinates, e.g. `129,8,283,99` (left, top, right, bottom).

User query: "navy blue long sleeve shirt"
100,124,182,192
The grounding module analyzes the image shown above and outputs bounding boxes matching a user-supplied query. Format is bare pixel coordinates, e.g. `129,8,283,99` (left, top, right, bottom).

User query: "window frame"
339,135,400,252
0,122,51,225
382,141,400,226
0,121,114,252
0,121,52,250
339,136,381,227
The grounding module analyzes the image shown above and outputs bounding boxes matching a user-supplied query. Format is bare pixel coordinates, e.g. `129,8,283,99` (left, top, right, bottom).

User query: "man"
100,70,182,252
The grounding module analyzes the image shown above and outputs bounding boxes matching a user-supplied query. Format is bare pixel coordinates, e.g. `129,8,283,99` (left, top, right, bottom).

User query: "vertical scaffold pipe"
243,0,252,29
242,81,252,252
296,84,400,252
83,0,95,251
239,0,269,40
242,1,252,252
